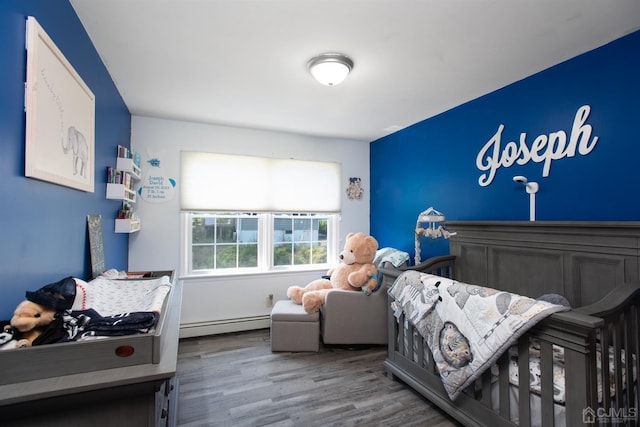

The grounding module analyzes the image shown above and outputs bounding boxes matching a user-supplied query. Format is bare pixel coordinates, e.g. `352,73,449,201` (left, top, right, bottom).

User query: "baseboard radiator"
179,315,270,338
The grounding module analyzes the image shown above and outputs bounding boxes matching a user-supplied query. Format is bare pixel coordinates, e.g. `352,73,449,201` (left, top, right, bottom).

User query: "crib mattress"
0,271,175,386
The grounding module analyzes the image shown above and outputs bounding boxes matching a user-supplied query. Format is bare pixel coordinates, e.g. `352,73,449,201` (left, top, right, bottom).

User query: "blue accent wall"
0,1,131,318
371,30,640,260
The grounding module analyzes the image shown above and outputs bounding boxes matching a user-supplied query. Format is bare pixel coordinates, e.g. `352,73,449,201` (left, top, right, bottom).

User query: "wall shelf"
116,157,141,180
115,218,141,233
106,182,136,203
107,145,142,233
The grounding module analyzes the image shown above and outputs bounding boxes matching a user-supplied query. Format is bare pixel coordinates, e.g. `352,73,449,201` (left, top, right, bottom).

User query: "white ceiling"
69,0,640,142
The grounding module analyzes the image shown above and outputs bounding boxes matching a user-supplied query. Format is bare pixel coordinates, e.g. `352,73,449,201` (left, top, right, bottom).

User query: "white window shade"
181,152,341,212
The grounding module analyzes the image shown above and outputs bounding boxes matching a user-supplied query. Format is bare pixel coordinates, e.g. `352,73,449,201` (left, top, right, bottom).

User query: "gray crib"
379,222,640,427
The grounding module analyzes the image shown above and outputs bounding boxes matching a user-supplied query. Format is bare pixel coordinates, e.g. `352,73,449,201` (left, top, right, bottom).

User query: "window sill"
179,266,329,281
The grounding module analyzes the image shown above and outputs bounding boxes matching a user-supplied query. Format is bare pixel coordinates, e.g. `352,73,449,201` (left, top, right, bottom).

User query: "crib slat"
517,338,531,427
388,303,398,356
398,312,406,356
426,341,438,375
415,330,424,367
601,324,612,409
613,312,624,414
407,320,415,361
623,307,635,414
631,305,640,420
539,340,554,427
497,352,511,420
480,368,492,405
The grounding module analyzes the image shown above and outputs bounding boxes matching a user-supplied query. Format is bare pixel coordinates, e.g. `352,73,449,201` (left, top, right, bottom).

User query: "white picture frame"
24,16,95,192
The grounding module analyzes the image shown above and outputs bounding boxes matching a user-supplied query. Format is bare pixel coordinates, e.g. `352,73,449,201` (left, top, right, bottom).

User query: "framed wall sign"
25,16,95,192
87,214,105,278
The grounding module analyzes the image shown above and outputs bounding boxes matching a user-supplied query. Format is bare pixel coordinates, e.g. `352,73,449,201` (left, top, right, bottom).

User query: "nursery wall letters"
476,105,599,186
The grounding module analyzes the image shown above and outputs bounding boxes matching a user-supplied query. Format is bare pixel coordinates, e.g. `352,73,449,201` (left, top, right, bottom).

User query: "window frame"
181,212,340,277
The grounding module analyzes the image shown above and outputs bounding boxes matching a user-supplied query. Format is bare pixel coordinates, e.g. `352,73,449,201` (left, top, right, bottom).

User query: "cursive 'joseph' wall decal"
476,105,599,187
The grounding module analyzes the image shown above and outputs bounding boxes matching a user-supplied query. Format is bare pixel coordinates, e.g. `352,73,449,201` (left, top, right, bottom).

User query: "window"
180,152,341,275
184,212,338,275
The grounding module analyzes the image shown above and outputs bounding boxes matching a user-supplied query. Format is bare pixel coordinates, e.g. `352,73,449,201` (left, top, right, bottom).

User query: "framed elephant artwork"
24,16,95,193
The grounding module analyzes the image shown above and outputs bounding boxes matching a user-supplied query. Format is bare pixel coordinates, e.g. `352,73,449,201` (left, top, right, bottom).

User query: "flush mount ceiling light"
307,53,354,86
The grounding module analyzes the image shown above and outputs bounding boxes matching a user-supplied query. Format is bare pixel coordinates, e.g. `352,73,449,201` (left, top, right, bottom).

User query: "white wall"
129,116,370,337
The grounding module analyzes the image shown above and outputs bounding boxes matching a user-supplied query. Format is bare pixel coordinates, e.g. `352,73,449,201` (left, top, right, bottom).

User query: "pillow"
537,293,572,308
374,247,410,268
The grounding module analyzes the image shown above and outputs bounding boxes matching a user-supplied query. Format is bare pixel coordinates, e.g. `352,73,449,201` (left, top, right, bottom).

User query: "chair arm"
324,289,385,313
321,289,388,345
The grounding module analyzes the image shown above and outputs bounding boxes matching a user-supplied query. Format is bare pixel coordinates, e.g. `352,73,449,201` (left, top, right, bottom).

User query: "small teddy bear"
1,276,76,349
287,232,379,313
3,300,57,348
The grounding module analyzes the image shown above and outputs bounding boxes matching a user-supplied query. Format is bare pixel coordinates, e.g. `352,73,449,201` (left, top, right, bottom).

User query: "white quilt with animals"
389,271,569,401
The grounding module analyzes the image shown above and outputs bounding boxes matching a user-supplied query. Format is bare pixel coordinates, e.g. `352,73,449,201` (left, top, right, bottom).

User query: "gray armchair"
319,248,411,345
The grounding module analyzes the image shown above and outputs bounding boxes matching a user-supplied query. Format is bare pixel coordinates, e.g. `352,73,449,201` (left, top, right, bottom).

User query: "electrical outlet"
267,293,274,307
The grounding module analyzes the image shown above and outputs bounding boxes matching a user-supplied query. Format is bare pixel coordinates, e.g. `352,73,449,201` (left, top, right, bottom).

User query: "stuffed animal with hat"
1,276,76,349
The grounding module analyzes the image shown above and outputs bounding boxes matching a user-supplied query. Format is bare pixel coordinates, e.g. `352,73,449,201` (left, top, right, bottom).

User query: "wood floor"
176,329,461,427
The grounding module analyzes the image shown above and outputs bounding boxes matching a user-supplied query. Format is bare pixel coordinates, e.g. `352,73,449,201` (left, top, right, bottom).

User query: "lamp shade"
308,53,353,86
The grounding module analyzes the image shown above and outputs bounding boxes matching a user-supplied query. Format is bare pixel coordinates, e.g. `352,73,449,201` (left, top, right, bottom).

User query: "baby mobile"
414,207,456,264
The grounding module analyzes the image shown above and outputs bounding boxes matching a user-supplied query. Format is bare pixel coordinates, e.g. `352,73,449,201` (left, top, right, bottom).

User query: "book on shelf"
117,208,138,219
107,167,134,189
117,144,131,159
117,145,141,168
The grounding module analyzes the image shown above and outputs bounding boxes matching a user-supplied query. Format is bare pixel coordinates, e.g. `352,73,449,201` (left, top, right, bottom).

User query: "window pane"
192,217,214,244
216,218,236,243
317,219,327,242
273,243,292,266
192,245,214,270
216,245,237,269
293,218,312,242
238,217,258,243
238,244,258,267
293,242,311,265
274,217,292,243
312,241,327,264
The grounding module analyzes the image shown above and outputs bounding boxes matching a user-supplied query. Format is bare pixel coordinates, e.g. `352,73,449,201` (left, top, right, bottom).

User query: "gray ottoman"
270,300,320,352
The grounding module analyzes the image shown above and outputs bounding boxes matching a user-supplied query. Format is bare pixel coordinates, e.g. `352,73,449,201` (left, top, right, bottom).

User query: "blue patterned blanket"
388,271,569,401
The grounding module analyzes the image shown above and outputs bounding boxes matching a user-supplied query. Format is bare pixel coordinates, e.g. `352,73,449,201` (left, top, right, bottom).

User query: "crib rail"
575,283,640,425
382,256,640,427
379,254,456,284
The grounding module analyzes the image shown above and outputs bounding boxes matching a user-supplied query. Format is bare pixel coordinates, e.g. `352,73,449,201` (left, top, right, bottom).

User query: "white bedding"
72,276,172,315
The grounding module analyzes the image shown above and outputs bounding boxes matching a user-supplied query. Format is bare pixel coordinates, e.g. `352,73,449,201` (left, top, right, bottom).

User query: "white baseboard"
179,315,270,338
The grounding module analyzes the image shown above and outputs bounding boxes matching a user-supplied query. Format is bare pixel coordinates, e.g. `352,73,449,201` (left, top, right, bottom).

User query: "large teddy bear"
287,232,379,313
